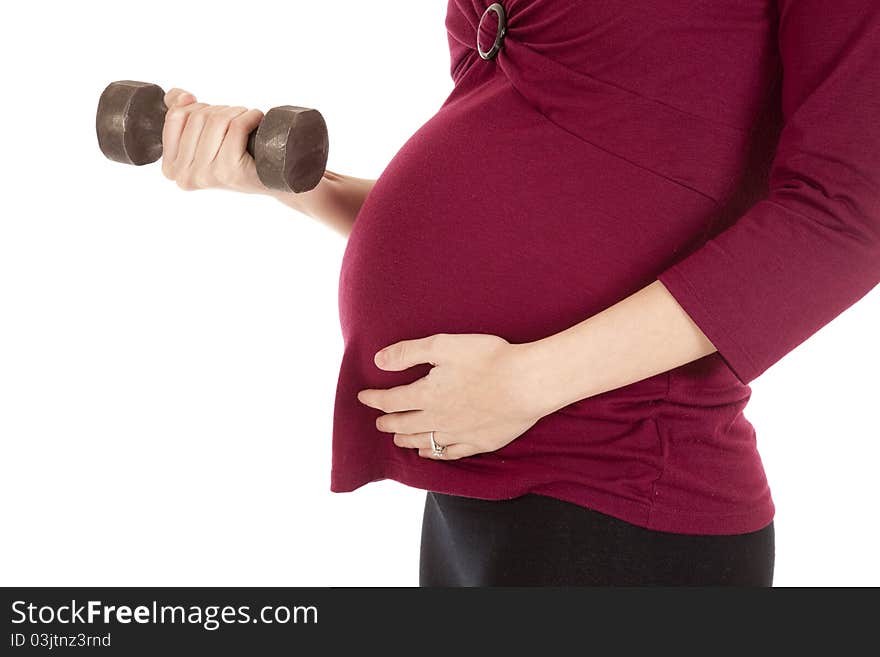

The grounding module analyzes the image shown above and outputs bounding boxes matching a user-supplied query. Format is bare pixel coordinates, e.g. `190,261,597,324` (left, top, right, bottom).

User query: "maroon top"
330,0,880,534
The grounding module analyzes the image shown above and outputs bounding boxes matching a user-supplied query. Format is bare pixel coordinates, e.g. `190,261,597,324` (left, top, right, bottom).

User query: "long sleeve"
656,0,880,386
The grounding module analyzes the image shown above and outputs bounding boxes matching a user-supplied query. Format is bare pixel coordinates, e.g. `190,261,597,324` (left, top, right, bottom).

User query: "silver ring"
477,3,507,61
429,431,446,458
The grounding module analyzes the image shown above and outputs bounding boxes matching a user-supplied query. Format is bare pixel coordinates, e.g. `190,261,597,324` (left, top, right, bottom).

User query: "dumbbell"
96,80,329,193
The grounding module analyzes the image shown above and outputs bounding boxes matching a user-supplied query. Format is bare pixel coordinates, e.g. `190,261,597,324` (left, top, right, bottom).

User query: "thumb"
164,87,197,108
374,335,442,371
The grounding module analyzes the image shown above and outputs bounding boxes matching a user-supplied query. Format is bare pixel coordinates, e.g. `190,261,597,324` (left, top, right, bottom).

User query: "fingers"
164,87,197,109
161,101,209,177
357,378,428,413
160,88,197,167
392,433,432,449
374,334,446,371
193,105,249,172
173,104,226,177
160,99,265,192
375,409,430,435
392,432,474,460
392,431,449,450
418,443,476,461
378,411,483,459
216,108,264,166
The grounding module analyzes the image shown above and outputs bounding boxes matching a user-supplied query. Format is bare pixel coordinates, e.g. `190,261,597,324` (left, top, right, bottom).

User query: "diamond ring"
429,431,446,458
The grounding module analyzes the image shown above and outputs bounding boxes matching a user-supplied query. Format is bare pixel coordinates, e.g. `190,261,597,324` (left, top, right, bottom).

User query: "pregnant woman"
158,0,880,585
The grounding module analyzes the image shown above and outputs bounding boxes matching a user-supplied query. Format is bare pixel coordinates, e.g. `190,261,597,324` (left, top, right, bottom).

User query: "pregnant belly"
332,64,723,500
339,67,718,368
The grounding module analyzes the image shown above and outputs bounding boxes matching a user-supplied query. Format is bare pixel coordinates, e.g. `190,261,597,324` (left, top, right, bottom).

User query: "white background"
1,0,877,587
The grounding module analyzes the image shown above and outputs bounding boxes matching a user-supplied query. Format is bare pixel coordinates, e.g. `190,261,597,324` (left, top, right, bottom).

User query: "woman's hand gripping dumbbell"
96,80,329,193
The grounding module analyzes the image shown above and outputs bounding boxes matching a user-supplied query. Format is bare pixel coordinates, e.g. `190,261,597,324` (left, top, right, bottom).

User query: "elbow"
769,175,880,249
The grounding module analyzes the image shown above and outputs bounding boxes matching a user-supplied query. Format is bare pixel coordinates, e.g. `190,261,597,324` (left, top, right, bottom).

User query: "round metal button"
477,3,507,60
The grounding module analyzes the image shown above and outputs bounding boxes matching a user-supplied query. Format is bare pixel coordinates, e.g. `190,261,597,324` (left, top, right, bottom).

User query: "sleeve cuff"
656,264,762,386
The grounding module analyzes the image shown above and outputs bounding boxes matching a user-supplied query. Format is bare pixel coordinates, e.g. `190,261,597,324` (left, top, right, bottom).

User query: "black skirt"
419,491,775,586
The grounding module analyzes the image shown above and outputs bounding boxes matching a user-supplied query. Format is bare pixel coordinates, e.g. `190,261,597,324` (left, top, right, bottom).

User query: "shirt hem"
330,458,775,536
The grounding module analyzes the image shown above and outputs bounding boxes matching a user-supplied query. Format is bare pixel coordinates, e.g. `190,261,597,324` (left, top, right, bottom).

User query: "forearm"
516,280,717,416
266,168,377,238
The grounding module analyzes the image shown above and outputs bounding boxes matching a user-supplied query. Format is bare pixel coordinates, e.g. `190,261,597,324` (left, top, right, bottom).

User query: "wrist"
237,182,272,196
508,338,573,420
264,171,338,212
